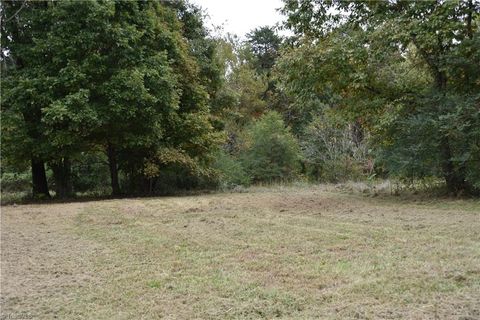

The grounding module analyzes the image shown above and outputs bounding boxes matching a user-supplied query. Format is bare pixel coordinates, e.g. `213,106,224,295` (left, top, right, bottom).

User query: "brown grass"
1,186,479,319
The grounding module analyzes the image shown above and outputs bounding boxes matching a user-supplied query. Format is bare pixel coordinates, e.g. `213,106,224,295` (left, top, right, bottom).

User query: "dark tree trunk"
140,176,153,195
128,168,136,194
52,158,73,198
435,70,447,92
411,27,473,195
434,71,470,194
440,137,468,194
352,119,364,147
300,160,306,175
146,177,157,195
107,143,121,196
467,0,473,39
31,157,50,199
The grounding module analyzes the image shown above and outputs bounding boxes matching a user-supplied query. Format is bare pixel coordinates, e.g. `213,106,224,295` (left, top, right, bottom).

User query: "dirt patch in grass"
1,187,479,319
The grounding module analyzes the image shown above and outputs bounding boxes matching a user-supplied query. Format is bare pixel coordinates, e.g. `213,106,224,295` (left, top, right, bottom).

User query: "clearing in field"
1,186,479,319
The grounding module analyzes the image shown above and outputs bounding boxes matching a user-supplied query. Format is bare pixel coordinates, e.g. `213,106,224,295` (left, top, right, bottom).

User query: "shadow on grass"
1,189,221,206
2,179,478,207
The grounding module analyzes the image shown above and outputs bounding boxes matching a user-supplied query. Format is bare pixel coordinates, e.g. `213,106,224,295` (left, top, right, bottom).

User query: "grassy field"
1,186,479,319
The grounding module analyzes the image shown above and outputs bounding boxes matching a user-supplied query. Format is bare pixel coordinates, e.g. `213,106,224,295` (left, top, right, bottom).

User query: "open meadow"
1,186,480,319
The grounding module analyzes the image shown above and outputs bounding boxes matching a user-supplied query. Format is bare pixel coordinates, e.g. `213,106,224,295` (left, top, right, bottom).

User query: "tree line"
1,0,479,199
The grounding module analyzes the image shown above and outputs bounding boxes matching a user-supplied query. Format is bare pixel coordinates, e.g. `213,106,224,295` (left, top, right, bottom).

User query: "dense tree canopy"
1,0,221,197
1,0,478,199
247,26,282,75
279,0,480,194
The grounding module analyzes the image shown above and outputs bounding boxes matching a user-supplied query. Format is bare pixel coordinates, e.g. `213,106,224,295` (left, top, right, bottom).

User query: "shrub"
241,111,301,182
1,171,31,192
212,150,251,188
301,115,369,182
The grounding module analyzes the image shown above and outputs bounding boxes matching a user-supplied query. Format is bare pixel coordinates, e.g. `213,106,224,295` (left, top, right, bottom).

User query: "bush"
212,150,251,189
301,115,369,182
1,171,31,192
241,111,301,182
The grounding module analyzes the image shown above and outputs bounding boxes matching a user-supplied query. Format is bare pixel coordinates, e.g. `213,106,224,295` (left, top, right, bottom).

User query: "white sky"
192,0,286,38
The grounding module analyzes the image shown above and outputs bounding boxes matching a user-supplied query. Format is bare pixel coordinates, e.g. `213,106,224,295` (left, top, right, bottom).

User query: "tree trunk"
351,119,364,147
52,158,73,198
440,137,468,194
31,157,50,199
128,168,136,194
467,0,473,39
412,31,473,195
434,71,469,194
107,143,121,196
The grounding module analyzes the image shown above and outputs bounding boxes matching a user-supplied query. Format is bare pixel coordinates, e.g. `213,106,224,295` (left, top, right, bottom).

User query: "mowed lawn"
1,187,479,319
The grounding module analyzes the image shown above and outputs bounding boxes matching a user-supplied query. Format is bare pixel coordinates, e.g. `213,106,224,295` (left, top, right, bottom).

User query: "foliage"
241,112,301,182
1,0,222,197
212,150,251,188
69,152,111,193
246,26,282,75
212,36,269,127
1,0,479,198
376,93,480,191
302,115,370,182
1,171,32,193
280,0,480,194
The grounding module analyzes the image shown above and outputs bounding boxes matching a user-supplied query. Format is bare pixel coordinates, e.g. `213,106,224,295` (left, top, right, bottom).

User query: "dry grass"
1,186,479,319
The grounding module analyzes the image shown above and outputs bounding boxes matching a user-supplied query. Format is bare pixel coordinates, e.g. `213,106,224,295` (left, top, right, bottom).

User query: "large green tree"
1,0,221,197
279,0,480,193
246,26,282,75
2,1,55,198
